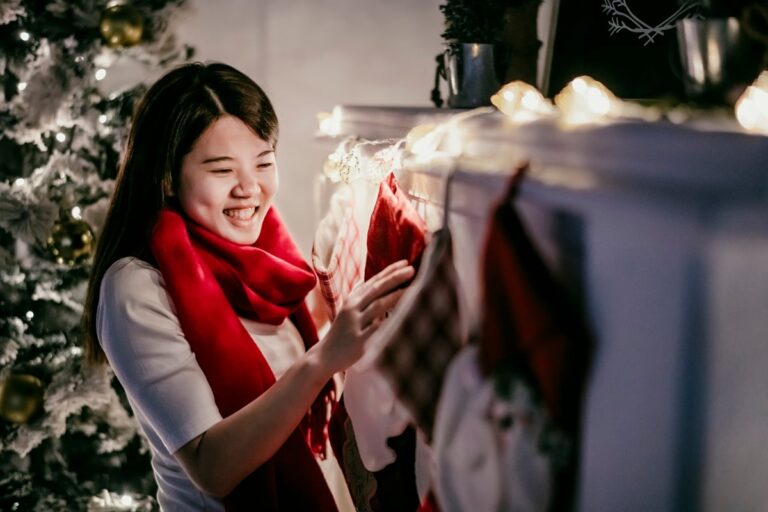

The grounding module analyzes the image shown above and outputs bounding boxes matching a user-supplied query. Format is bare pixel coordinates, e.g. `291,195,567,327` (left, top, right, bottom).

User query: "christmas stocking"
364,172,428,279
330,171,428,512
479,167,593,511
312,186,365,320
371,228,466,440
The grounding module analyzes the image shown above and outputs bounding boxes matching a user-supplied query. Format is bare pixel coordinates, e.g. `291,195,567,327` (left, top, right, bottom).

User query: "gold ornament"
0,374,45,423
99,0,144,48
47,217,95,265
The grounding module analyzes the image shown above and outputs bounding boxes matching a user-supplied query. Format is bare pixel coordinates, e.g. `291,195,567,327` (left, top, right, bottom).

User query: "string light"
317,106,343,137
98,114,108,124
491,81,556,124
554,76,623,126
19,31,30,41
94,68,107,81
735,71,768,134
25,311,34,321
55,132,66,143
71,206,82,220
17,82,27,92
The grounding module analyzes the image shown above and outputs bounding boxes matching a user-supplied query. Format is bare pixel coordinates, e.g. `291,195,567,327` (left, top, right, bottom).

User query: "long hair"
82,62,278,364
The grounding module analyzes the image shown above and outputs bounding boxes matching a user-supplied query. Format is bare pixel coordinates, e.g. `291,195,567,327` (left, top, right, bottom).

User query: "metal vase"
676,17,763,102
444,43,511,108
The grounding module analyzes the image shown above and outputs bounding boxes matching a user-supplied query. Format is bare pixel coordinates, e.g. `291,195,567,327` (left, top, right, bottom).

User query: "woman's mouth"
223,206,258,220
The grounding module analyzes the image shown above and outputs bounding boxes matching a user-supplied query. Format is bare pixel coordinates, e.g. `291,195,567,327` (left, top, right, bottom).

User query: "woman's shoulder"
100,257,167,306
98,257,181,344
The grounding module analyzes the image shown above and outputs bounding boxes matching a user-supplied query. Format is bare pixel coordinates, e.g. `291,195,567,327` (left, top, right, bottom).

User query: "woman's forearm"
174,346,332,497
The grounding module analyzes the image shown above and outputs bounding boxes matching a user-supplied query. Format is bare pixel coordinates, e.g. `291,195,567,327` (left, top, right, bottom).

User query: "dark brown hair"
82,62,278,364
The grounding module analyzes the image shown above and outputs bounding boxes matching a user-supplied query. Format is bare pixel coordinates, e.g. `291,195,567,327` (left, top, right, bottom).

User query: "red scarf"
150,206,338,511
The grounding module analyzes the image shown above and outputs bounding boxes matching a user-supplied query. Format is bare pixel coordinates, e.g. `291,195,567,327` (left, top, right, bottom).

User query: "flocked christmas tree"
0,1,192,509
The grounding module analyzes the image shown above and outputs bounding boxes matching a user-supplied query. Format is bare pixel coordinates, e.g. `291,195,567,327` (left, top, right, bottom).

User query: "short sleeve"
97,258,223,454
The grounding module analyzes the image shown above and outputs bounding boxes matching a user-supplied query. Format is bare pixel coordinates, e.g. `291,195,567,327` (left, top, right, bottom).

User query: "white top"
97,257,352,511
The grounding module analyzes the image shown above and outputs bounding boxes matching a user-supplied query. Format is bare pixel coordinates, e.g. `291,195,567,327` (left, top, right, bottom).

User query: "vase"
676,16,765,102
443,43,512,108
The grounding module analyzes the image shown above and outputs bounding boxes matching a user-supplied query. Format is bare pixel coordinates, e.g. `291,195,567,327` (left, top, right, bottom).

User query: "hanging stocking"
479,165,593,511
371,228,466,440
364,172,428,279
330,171,428,512
312,186,365,320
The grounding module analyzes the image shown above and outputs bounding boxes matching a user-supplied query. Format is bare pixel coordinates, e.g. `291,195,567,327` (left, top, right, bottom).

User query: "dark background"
546,1,700,99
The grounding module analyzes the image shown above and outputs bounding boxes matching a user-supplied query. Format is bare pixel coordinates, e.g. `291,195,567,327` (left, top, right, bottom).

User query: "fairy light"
407,124,441,156
98,114,108,124
491,81,556,124
55,132,66,143
25,311,34,321
735,71,768,134
13,178,25,187
17,82,27,92
71,206,82,220
19,31,30,41
94,68,107,81
555,75,623,126
317,106,343,137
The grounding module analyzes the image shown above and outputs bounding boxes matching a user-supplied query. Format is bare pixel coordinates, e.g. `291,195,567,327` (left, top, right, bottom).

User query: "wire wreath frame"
601,0,704,45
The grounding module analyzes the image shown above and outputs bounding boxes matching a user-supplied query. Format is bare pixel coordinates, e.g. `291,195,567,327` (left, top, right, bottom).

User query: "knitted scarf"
150,206,338,512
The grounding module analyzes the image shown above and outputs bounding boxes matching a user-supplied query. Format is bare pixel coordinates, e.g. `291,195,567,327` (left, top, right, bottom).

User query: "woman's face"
178,115,278,245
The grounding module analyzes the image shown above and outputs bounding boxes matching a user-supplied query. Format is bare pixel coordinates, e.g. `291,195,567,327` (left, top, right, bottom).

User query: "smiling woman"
178,115,278,245
80,62,414,512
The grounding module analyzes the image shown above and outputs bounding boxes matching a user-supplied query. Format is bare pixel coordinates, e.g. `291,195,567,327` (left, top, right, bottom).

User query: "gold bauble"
0,374,45,423
47,218,95,266
99,0,144,48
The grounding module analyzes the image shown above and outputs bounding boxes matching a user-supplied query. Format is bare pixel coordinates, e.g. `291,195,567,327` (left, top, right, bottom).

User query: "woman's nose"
232,172,260,197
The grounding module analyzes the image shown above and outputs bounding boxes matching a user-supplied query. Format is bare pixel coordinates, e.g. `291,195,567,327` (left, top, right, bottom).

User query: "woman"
82,62,413,511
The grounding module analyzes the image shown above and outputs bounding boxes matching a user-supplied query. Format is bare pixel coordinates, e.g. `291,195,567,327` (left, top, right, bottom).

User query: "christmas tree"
0,1,193,509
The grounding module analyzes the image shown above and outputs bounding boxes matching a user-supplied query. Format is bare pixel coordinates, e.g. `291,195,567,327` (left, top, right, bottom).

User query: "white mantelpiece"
319,106,768,512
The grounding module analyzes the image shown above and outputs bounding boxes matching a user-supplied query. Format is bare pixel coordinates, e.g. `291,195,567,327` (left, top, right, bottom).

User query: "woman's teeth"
224,207,256,220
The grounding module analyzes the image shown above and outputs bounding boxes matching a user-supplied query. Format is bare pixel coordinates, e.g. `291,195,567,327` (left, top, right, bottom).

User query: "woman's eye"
257,163,273,170
210,168,232,174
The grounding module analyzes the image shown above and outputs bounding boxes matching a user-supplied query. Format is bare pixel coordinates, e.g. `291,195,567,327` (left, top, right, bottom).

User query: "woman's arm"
174,260,414,497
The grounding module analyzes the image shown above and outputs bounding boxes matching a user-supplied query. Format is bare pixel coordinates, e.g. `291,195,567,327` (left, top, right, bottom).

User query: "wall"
104,0,556,254
177,0,445,254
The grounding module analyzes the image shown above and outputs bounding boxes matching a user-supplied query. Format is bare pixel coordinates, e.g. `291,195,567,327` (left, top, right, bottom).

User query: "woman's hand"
315,259,415,374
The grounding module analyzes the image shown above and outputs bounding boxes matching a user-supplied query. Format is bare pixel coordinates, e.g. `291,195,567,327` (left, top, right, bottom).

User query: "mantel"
319,105,768,512
330,105,768,204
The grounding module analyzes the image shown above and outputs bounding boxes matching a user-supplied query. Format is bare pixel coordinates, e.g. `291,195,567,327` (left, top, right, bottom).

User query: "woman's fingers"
360,287,406,326
355,263,414,311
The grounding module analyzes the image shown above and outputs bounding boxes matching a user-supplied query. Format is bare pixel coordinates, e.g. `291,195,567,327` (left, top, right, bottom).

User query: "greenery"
439,0,542,43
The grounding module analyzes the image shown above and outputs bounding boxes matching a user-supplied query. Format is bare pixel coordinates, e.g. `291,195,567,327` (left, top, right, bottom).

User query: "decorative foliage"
439,0,542,43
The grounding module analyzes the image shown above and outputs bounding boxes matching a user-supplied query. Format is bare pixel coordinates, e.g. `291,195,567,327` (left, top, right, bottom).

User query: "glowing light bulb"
491,81,555,124
317,106,343,137
735,71,768,134
555,75,622,126
19,31,30,41
25,311,34,321
17,82,27,92
98,114,108,124
55,132,66,142
572,77,588,94
406,123,443,157
71,206,82,219
95,68,107,81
